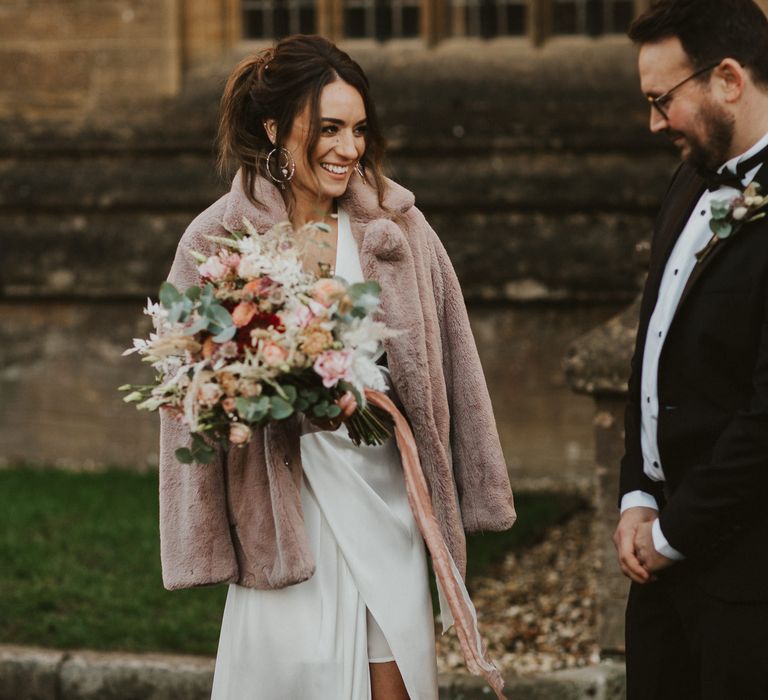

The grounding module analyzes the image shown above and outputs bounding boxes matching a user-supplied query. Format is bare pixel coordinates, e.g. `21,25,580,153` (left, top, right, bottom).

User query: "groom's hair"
628,0,768,86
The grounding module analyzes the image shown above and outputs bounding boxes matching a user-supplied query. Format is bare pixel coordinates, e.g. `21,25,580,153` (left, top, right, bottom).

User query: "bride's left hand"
310,391,358,431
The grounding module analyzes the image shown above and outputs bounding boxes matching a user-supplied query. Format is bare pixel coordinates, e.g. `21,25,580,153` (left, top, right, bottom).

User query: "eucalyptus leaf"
211,325,237,343
236,396,270,422
175,447,194,464
183,315,209,336
710,219,733,239
185,286,201,301
159,282,182,309
326,404,342,418
210,304,234,327
270,396,294,420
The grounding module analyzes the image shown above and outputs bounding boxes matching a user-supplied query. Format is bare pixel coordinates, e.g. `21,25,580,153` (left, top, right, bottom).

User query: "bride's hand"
310,391,358,431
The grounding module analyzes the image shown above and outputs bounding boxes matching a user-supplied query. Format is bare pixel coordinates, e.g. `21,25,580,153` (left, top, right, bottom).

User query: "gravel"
435,510,601,677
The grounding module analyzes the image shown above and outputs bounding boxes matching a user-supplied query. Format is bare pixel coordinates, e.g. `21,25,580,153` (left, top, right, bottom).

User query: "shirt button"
653,461,660,468
658,331,663,338
674,269,679,275
647,397,651,403
701,210,706,216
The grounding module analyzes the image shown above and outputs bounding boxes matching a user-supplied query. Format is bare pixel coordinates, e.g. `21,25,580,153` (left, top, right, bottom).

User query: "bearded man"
613,1,768,697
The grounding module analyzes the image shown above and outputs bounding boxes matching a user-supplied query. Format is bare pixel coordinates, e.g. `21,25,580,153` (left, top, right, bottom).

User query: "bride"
158,34,515,700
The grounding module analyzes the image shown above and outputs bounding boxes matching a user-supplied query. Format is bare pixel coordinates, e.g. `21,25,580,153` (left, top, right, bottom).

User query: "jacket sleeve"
427,225,516,533
158,228,239,590
619,290,666,507
658,286,768,559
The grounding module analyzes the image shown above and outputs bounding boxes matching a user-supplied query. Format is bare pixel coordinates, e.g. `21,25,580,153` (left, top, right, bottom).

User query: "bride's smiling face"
279,79,368,206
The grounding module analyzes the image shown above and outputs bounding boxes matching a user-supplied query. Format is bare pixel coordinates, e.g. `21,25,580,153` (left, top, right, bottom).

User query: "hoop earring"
354,160,366,183
266,146,295,189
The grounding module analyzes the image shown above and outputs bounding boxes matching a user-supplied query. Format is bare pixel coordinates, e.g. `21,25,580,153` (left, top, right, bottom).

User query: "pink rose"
229,422,252,445
311,278,346,307
261,341,288,367
198,255,228,281
313,350,353,388
221,252,241,271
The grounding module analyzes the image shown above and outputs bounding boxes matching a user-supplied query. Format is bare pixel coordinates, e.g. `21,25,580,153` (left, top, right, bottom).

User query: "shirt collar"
719,131,768,184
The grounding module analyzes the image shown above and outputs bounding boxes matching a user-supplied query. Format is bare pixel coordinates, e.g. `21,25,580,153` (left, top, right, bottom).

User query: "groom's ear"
713,58,747,104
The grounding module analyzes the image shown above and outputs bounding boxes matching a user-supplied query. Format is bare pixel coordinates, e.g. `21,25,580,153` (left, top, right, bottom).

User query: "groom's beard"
667,100,735,172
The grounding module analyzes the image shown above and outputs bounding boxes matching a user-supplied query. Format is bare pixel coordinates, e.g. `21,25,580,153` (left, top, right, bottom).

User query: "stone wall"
0,37,675,467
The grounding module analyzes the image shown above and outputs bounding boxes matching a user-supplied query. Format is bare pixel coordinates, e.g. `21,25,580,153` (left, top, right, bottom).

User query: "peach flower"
261,342,288,367
229,422,252,445
232,301,258,328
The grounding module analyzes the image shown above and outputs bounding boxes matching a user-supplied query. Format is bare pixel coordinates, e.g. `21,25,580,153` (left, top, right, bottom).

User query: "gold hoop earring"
266,147,296,189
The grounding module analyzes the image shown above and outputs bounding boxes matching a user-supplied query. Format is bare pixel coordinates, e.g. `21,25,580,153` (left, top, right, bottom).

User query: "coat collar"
221,169,415,235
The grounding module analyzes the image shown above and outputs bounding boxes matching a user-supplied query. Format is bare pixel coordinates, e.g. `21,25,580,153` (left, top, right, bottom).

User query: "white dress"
210,209,440,700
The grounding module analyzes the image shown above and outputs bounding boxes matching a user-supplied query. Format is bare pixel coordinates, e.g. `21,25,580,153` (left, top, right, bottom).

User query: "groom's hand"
613,507,657,584
634,521,674,574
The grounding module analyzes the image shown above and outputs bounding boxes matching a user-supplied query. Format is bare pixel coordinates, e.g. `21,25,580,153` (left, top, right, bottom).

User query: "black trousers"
625,568,768,700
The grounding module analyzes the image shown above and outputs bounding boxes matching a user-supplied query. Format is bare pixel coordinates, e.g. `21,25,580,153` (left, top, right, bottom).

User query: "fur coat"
159,171,516,591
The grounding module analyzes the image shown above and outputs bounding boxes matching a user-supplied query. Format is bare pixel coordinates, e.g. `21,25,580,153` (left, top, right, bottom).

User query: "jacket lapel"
645,167,707,317
672,170,766,323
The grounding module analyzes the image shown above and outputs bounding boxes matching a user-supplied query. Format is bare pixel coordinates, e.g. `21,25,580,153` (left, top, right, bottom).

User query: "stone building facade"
1,0,765,470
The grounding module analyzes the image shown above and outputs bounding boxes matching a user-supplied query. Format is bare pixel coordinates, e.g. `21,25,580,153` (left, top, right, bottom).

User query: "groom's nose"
649,108,668,134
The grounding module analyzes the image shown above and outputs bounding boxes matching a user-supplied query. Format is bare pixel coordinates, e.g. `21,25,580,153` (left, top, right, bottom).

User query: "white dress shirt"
621,132,768,559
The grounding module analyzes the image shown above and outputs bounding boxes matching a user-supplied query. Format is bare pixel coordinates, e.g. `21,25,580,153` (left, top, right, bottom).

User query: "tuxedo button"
653,461,660,468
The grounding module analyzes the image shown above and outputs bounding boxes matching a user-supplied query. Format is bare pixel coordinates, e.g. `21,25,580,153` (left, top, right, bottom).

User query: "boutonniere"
696,181,768,263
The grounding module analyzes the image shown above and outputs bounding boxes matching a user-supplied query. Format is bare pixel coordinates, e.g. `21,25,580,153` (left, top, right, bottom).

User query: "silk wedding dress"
210,209,440,700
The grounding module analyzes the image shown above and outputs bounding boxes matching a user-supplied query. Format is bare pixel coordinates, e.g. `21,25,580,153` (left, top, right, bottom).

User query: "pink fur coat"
159,171,516,591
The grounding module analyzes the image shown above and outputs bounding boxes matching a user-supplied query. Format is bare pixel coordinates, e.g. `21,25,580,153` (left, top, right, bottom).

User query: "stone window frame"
240,0,652,45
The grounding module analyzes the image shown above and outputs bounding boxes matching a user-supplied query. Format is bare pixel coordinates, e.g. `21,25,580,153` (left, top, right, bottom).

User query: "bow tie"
698,144,768,191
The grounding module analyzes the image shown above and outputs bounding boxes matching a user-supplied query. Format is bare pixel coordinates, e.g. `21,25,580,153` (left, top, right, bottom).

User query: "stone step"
0,644,626,700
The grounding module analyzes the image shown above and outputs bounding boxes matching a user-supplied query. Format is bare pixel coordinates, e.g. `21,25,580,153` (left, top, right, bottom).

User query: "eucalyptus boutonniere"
696,181,768,263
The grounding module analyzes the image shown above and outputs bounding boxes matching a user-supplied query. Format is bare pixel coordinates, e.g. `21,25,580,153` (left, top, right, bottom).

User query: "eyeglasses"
646,62,720,120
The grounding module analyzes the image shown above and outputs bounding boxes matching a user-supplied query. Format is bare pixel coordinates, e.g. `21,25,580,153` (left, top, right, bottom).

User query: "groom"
613,0,768,697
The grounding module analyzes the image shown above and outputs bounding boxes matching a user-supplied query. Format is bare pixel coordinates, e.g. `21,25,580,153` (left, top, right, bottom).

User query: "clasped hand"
309,391,358,432
612,507,674,584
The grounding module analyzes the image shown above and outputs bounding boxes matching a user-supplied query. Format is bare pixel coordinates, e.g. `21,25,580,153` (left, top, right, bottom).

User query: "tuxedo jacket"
620,160,768,602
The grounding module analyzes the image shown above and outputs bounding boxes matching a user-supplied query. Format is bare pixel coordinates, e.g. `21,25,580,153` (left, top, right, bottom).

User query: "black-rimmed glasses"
646,62,720,120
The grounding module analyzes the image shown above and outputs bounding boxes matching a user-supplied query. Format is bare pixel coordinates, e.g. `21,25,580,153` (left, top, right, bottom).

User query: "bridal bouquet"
121,219,398,464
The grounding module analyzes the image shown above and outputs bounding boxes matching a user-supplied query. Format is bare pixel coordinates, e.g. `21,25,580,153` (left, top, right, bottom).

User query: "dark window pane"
345,7,367,36
478,0,498,37
273,4,289,37
503,3,525,34
299,6,315,33
375,1,392,40
610,1,633,32
402,6,419,36
554,1,577,34
243,9,265,38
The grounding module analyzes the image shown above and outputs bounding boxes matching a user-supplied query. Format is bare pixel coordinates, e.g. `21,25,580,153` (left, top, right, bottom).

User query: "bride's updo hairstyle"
217,34,388,208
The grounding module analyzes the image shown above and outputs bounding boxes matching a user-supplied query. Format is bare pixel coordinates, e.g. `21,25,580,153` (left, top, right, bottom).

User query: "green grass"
0,466,584,655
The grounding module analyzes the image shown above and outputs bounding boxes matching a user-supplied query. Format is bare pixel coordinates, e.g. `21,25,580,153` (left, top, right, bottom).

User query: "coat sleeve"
158,226,239,590
427,225,516,533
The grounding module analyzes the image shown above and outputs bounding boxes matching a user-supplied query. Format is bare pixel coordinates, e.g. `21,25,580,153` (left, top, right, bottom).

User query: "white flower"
733,206,749,221
349,351,387,392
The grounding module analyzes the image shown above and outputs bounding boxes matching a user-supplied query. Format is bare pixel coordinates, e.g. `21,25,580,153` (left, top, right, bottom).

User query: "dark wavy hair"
216,34,388,209
628,0,768,86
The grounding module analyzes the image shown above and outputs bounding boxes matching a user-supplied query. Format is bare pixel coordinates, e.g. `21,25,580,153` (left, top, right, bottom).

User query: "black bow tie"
699,144,768,191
